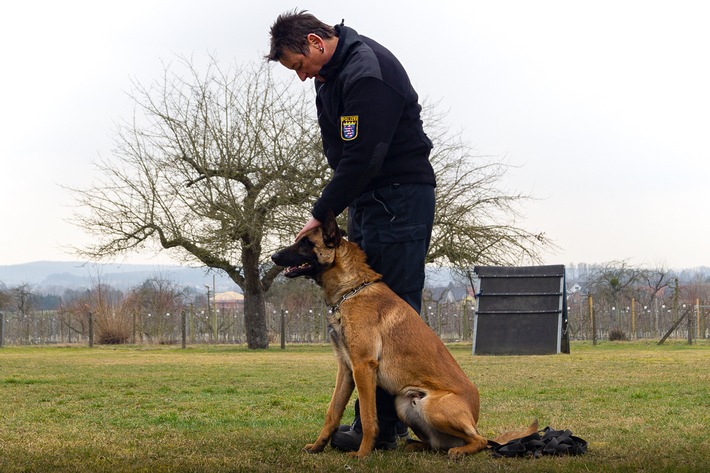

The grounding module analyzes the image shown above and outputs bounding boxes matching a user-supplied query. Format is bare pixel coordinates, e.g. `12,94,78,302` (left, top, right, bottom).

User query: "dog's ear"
322,209,341,248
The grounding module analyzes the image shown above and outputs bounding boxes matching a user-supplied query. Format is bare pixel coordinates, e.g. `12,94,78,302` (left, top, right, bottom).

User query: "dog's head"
271,211,342,281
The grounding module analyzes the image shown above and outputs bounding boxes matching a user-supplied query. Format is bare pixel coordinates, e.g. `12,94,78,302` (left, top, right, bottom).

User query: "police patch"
340,115,358,141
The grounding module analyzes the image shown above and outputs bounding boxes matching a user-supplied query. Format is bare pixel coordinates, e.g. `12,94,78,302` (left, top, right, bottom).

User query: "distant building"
214,291,244,310
426,282,477,306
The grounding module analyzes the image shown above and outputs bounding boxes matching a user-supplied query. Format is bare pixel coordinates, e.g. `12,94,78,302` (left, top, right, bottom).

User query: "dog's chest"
327,311,344,344
327,311,353,367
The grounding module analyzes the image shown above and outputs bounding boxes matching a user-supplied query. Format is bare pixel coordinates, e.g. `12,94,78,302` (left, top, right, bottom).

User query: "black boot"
336,420,408,438
330,389,406,452
330,415,399,452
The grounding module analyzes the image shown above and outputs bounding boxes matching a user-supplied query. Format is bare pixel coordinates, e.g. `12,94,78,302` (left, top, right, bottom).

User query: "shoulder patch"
340,115,358,141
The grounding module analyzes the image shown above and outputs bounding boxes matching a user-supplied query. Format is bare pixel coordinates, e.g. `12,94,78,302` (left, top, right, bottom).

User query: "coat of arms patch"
340,115,358,141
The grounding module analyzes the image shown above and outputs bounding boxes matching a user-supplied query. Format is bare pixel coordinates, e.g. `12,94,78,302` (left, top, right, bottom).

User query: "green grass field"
0,341,708,472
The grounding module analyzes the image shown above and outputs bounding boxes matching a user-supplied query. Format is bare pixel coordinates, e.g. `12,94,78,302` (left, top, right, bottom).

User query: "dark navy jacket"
311,25,435,223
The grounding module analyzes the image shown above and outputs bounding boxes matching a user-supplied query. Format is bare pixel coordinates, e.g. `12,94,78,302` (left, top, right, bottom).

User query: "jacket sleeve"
312,76,405,222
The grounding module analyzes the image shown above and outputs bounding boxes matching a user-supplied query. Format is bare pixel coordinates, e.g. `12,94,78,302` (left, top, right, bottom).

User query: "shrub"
609,329,628,341
96,315,132,344
97,327,131,344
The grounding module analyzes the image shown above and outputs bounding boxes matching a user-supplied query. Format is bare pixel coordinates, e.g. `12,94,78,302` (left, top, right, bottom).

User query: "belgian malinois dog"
271,212,536,458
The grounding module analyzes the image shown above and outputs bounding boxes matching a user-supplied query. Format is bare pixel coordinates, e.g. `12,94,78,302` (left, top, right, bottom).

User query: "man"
267,10,436,452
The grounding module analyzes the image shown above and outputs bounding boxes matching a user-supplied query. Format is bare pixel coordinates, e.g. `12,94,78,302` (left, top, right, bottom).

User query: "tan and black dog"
271,212,536,458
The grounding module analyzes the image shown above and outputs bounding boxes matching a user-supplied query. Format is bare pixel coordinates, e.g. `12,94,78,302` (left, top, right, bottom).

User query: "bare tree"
9,284,34,315
640,265,674,335
588,260,644,332
58,294,90,342
423,105,549,269
124,276,187,343
72,58,328,349
0,284,12,311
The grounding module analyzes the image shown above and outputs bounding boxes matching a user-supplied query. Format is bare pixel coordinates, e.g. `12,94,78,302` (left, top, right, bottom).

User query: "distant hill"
0,261,238,293
0,260,457,295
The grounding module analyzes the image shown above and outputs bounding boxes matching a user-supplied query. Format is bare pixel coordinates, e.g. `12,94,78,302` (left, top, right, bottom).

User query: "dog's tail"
491,418,539,445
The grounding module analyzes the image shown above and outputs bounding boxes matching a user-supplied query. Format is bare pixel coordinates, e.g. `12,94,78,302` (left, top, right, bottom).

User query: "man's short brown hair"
266,10,336,61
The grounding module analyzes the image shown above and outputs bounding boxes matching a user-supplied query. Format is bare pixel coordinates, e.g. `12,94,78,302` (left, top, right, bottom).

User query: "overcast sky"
1,0,708,270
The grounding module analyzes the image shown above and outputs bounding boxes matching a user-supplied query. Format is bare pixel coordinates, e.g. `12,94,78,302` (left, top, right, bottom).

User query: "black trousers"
347,183,435,431
348,183,435,313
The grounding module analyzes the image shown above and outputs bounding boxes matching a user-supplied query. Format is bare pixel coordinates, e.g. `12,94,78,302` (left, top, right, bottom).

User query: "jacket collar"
318,25,360,81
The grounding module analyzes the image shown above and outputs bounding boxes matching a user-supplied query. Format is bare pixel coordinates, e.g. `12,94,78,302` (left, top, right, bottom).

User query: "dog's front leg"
304,362,354,454
350,359,379,458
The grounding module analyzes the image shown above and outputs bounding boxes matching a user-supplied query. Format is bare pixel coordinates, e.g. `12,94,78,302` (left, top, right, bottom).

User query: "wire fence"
566,295,709,342
1,298,707,347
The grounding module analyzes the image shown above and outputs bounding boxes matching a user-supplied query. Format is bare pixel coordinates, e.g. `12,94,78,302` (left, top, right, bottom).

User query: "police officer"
267,10,436,451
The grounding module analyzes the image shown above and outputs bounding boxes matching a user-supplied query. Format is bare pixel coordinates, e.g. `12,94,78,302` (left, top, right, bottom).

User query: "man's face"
278,47,324,82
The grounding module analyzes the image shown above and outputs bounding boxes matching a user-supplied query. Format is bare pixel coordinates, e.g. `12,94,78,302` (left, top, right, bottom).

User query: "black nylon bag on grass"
489,426,588,458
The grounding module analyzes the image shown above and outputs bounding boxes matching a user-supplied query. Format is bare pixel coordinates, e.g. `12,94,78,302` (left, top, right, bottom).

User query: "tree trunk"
243,287,268,349
241,244,269,349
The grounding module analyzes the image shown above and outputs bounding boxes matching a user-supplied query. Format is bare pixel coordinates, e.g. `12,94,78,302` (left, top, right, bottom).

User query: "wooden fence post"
0,312,5,348
181,310,187,349
589,294,596,345
631,297,636,340
659,307,692,345
280,309,286,350
88,312,94,348
687,302,693,345
695,297,700,342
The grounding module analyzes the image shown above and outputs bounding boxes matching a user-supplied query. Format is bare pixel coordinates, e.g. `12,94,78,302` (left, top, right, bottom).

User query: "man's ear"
322,209,341,248
307,33,323,51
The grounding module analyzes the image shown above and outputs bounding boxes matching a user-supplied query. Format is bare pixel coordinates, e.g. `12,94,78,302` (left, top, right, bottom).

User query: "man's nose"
297,71,308,81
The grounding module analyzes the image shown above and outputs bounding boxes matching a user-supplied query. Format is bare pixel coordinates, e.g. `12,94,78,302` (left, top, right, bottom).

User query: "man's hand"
295,217,322,241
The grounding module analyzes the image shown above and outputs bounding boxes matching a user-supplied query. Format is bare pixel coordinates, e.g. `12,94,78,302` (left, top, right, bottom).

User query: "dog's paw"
447,440,487,459
346,450,370,459
447,449,465,460
303,443,325,454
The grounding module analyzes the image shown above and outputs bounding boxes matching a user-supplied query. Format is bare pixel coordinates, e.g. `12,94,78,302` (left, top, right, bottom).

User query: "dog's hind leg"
421,393,488,458
304,363,355,453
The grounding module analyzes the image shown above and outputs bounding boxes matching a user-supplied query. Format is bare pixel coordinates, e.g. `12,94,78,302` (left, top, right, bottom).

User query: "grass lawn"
0,341,708,472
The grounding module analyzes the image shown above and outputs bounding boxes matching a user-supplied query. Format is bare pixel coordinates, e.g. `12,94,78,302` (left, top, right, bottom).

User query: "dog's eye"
298,238,314,251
